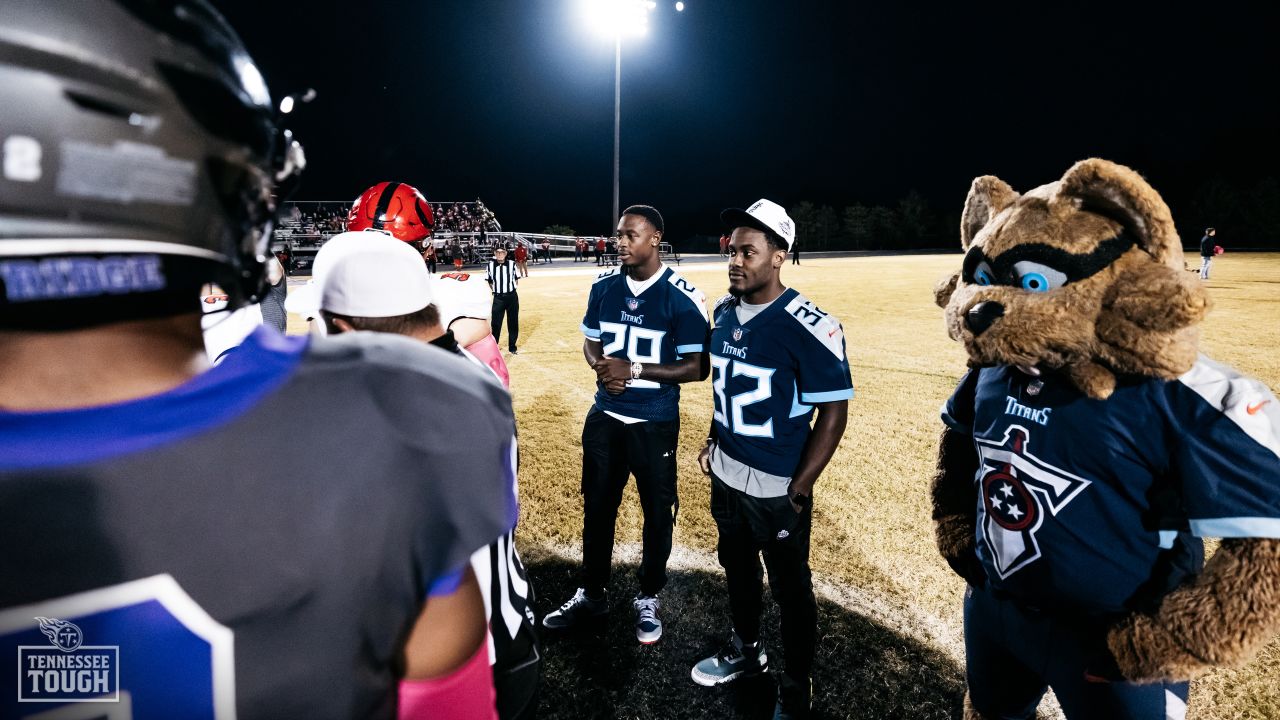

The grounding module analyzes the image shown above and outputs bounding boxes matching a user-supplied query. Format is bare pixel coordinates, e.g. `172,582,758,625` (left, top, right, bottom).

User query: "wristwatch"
630,361,644,380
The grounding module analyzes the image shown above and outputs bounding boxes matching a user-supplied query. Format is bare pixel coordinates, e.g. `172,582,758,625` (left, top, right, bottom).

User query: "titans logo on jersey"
580,266,709,421
709,289,854,478
976,425,1091,579
943,360,1280,614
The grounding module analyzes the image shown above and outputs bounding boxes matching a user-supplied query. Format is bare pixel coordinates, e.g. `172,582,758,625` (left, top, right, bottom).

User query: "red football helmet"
346,181,434,243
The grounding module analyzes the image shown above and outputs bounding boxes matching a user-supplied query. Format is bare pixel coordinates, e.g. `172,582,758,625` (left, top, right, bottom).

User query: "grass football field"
293,252,1280,719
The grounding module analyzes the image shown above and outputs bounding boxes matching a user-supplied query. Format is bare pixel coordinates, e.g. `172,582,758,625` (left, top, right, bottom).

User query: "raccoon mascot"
931,159,1280,719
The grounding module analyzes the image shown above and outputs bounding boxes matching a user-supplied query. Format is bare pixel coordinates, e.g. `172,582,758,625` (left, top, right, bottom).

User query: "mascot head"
935,158,1211,399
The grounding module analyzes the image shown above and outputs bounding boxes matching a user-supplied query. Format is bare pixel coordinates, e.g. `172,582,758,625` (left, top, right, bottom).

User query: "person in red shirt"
595,236,606,266
513,243,529,277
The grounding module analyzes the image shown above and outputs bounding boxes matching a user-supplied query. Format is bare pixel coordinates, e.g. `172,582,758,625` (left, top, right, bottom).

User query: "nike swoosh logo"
828,328,838,337
1247,400,1271,415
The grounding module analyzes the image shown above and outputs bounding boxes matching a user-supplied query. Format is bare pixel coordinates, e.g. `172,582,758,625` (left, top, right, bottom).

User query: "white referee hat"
721,198,796,250
284,231,435,319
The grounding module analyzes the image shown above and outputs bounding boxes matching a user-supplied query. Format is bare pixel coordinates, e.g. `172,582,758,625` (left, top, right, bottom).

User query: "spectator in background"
514,242,529,278
1200,227,1217,280
575,237,586,262
423,241,438,274
719,233,730,257
260,255,288,332
595,236,606,266
540,239,552,264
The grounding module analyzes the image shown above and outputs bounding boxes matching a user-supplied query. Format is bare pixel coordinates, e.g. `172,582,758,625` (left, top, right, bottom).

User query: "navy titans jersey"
0,328,517,719
943,360,1280,615
580,265,710,421
710,289,854,477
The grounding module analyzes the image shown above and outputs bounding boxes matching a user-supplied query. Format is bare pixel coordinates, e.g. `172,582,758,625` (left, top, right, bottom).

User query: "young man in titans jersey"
542,205,710,644
0,4,513,718
690,200,852,720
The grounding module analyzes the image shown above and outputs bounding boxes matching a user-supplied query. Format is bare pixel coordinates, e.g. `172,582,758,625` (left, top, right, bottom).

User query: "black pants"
491,292,519,351
426,256,436,274
580,407,679,597
711,473,816,681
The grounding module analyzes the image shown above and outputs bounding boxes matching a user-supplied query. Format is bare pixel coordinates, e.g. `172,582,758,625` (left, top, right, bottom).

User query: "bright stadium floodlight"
675,1,685,10
581,0,653,39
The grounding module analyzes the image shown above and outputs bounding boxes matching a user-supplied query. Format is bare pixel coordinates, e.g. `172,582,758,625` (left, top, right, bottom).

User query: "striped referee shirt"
487,258,519,294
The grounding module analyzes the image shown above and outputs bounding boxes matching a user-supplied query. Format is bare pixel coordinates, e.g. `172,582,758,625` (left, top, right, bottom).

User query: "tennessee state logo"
974,425,1091,579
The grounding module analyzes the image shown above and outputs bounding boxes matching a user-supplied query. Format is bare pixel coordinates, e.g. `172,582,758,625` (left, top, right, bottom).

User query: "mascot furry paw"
931,159,1280,719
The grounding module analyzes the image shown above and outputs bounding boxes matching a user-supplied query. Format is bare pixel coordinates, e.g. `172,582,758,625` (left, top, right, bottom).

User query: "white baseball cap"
283,231,434,319
720,198,796,250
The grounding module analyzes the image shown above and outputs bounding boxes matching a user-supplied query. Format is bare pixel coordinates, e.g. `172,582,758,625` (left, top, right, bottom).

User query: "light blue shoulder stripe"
581,323,601,339
1158,530,1179,549
676,343,704,354
800,388,854,404
1189,517,1280,538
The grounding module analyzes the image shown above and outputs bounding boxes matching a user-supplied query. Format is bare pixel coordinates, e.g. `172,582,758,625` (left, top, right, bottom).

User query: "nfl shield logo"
626,298,639,311
732,327,743,342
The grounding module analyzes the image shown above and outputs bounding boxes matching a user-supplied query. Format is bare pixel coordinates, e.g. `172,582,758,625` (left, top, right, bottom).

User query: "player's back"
0,329,517,719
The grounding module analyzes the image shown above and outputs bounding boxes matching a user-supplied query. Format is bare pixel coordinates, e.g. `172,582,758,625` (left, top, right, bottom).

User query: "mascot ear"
1054,158,1182,268
960,176,1019,249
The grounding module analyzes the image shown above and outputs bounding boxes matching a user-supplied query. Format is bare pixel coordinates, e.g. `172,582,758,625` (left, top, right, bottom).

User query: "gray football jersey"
0,328,517,719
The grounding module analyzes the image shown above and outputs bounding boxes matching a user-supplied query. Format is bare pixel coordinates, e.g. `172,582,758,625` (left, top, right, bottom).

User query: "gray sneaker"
691,630,768,686
542,588,607,630
634,594,662,644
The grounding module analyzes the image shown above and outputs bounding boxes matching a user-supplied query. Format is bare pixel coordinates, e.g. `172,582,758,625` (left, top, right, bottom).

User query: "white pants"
1200,256,1212,279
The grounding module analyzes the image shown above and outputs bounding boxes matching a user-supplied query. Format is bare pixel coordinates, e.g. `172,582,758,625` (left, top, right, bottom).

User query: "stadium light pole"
582,0,665,227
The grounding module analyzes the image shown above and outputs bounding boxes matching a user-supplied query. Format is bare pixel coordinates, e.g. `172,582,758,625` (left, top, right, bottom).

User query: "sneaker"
542,588,607,630
691,630,768,686
772,674,812,719
634,595,662,644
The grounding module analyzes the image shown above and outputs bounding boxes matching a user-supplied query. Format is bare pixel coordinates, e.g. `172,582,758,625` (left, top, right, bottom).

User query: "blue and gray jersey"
0,328,517,719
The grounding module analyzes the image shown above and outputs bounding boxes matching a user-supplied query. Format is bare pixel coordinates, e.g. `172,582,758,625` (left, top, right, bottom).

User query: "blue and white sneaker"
691,630,768,686
634,594,662,644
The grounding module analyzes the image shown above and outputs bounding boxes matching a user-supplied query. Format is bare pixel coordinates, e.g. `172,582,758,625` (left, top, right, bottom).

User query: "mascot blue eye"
1020,273,1049,292
1012,261,1067,292
975,267,995,286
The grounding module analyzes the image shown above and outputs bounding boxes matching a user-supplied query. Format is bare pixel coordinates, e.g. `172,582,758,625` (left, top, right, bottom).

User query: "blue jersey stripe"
800,388,854,404
676,343,705,354
581,323,601,339
1189,517,1280,538
0,327,306,471
426,568,465,597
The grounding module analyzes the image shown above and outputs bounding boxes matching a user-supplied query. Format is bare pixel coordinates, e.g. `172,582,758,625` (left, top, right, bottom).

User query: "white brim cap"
721,198,796,250
283,231,434,319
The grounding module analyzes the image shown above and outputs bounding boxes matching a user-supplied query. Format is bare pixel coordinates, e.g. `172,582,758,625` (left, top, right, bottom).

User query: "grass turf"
290,252,1280,719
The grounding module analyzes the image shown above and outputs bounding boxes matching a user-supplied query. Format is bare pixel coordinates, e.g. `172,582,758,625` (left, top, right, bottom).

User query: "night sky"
221,1,1280,242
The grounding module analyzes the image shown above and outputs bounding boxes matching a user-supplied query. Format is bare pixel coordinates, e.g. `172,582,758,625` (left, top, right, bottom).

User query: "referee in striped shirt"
488,245,521,354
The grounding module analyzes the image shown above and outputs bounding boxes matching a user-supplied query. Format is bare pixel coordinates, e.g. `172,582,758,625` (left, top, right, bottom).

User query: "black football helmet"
0,0,304,328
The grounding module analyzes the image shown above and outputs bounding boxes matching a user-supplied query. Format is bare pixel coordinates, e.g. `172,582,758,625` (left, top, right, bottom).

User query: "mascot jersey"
580,265,709,421
710,289,855,479
943,360,1280,615
0,328,517,720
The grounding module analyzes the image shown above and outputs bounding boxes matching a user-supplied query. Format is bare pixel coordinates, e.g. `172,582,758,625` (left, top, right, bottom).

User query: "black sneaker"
772,674,812,719
691,630,768,686
542,588,607,630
